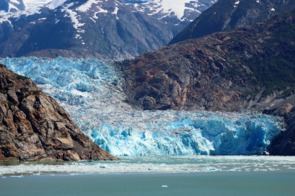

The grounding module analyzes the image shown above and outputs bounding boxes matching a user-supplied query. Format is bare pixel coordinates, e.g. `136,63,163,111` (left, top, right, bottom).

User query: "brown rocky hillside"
119,10,295,155
0,64,116,161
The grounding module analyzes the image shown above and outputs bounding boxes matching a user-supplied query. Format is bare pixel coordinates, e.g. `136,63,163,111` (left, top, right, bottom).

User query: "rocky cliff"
120,10,295,154
0,64,116,161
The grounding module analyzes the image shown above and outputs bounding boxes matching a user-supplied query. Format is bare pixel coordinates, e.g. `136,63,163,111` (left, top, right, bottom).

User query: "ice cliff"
1,57,284,156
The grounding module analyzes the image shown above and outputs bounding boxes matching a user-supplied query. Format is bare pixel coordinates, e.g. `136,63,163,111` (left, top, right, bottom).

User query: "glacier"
1,57,284,156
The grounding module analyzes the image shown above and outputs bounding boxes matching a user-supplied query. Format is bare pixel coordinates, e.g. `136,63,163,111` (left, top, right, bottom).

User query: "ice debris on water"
1,156,295,176
1,57,285,156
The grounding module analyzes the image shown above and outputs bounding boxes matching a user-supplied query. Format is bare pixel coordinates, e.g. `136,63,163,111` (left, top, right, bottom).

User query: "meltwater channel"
1,57,284,156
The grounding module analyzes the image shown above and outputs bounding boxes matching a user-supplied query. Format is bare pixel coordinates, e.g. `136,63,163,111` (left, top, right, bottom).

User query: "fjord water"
1,57,284,156
1,172,295,196
1,156,295,195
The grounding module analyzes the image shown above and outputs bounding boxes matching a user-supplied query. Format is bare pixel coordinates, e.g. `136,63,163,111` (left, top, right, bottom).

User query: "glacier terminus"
2,57,284,156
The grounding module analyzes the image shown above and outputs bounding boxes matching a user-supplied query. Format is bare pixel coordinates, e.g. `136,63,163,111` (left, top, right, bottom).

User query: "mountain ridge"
119,9,295,154
0,0,216,60
170,0,295,44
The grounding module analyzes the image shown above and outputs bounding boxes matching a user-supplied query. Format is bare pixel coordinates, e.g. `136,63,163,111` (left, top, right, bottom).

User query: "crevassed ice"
1,57,284,156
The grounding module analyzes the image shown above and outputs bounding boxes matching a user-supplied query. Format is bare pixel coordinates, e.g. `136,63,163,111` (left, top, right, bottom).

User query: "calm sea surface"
0,156,295,196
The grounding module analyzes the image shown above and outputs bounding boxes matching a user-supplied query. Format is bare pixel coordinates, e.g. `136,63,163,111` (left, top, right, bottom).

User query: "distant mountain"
0,64,116,161
0,0,25,12
170,0,295,44
0,0,216,59
119,9,295,154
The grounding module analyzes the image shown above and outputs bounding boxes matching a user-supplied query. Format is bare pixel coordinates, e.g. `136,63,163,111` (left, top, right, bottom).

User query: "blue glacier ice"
1,57,285,156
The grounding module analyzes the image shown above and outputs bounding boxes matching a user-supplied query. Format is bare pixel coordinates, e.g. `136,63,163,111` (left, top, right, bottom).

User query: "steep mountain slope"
0,64,116,161
0,0,215,59
0,0,25,12
120,10,295,154
170,0,295,44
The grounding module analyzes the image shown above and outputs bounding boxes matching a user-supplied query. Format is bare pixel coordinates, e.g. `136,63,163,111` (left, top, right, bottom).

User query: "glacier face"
1,57,284,156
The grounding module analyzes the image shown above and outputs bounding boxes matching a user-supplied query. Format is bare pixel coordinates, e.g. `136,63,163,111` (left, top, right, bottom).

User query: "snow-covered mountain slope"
1,57,283,156
131,0,217,22
0,0,216,59
0,0,66,12
0,0,25,12
3,0,216,22
0,0,66,25
23,0,67,10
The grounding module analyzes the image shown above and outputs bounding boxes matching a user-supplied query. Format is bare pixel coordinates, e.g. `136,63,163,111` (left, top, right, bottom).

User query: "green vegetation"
30,90,42,95
244,14,295,96
7,101,14,108
0,88,6,94
246,56,295,95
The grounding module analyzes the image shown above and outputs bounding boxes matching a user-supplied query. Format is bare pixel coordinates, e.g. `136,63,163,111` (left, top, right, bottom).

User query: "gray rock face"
120,10,295,154
170,0,295,44
0,64,117,161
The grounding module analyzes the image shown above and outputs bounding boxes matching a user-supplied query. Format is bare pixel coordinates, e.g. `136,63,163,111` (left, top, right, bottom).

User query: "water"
1,156,295,175
0,170,295,195
1,156,295,195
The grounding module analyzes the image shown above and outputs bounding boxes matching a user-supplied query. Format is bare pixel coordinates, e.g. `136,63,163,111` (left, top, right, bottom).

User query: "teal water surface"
1,156,295,195
0,172,294,196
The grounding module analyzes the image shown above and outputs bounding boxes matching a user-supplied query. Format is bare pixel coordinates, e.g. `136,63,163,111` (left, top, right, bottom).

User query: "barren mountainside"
120,10,295,154
170,0,295,44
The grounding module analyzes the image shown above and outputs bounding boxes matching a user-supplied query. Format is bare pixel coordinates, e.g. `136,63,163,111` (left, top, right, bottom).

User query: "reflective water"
0,171,294,196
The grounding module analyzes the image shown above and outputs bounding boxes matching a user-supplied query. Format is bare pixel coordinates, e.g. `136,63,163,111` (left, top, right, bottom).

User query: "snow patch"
112,6,119,19
76,0,98,12
234,0,240,8
10,0,21,5
150,0,196,19
47,0,67,9
62,3,85,40
130,0,217,20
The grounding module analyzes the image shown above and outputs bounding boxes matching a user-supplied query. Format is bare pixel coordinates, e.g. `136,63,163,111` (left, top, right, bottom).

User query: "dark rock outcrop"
0,64,116,161
120,10,295,154
170,0,295,44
